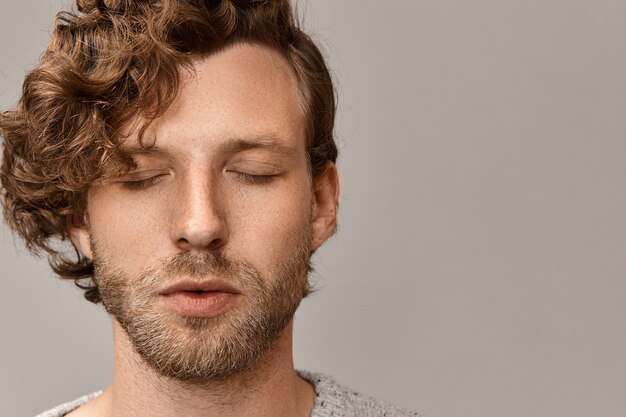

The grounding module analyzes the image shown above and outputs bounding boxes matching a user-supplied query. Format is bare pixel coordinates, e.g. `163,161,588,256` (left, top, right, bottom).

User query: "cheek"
228,180,313,271
88,189,169,275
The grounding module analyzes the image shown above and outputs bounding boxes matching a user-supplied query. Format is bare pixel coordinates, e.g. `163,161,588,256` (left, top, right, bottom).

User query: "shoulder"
298,370,421,417
34,391,102,417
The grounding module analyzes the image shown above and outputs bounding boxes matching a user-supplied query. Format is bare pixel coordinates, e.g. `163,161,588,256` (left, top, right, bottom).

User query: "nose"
170,172,228,252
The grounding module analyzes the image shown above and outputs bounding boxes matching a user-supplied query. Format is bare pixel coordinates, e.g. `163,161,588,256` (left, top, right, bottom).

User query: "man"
1,1,419,416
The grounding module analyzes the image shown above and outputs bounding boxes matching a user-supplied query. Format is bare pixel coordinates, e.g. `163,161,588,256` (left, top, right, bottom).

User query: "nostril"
176,237,226,251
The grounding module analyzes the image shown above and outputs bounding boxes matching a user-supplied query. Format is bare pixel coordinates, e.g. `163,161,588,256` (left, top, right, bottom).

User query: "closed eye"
233,172,277,184
120,174,167,190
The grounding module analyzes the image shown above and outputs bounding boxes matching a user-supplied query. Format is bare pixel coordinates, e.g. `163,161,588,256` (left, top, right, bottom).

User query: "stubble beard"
91,231,313,385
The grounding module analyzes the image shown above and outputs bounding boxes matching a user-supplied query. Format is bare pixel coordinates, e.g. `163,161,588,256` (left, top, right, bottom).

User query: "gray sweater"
35,370,420,417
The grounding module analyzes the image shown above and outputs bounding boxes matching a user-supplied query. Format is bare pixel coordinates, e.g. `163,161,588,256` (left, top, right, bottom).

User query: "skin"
67,43,340,417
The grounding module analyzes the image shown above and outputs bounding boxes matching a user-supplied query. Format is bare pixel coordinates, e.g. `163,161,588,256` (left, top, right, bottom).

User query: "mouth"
159,280,241,296
158,280,242,318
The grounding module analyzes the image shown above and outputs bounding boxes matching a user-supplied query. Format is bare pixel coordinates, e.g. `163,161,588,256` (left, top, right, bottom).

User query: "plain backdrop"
2,1,626,417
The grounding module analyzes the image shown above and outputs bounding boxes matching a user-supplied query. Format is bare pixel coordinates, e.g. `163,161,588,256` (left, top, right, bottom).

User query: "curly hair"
0,0,337,303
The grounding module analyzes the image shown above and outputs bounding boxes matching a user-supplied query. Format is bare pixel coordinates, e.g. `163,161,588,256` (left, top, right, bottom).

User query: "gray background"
1,1,626,416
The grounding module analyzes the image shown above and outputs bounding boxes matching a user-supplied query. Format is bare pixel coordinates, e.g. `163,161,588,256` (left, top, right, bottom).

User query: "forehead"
122,43,306,158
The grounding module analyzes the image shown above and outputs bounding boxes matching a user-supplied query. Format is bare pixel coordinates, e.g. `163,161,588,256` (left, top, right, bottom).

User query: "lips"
159,280,241,296
159,280,242,318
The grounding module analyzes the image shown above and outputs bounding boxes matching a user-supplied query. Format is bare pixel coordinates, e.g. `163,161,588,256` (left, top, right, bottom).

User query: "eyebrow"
120,136,298,157
218,137,298,156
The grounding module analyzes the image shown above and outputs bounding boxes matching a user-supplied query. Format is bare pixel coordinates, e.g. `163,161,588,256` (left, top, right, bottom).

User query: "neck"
89,319,314,417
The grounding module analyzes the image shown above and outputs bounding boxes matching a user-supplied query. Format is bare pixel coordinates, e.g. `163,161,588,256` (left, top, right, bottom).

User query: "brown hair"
0,0,337,303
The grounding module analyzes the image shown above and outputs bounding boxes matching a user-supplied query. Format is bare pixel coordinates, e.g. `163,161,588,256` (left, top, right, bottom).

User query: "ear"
311,162,340,251
67,214,93,260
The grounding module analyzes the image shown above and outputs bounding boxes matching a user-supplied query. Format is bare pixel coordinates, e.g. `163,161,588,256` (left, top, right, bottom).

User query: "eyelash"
234,172,277,184
121,175,166,190
120,172,276,189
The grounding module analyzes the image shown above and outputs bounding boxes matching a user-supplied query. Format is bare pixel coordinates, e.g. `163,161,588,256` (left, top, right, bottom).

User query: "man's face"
70,43,337,382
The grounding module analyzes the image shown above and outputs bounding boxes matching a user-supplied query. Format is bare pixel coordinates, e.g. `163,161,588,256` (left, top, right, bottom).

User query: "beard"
90,230,312,384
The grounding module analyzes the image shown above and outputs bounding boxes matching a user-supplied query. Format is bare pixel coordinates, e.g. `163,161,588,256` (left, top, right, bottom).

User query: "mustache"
139,250,262,291
162,251,239,277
